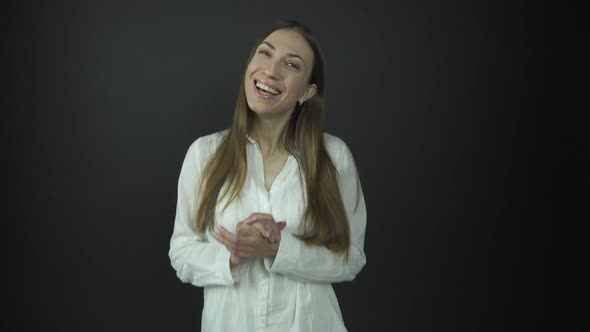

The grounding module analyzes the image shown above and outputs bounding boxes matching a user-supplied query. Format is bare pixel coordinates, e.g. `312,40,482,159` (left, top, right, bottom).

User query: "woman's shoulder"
186,129,228,159
322,132,347,148
323,132,352,152
322,132,354,165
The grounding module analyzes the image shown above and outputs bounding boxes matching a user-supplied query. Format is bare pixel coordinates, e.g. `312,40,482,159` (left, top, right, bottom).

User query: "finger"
215,228,240,251
275,221,286,242
247,213,274,223
269,221,282,241
252,223,269,239
212,230,236,251
244,213,272,225
215,228,255,256
243,215,257,225
218,226,239,244
222,226,260,249
253,217,281,241
263,227,272,242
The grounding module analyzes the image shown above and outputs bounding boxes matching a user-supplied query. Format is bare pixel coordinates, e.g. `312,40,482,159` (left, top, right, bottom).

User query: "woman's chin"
248,105,291,118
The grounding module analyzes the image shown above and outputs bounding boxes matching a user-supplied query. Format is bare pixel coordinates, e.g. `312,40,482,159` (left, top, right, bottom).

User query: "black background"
5,0,584,331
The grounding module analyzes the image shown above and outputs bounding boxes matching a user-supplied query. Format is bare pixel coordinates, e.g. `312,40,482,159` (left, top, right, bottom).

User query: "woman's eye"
287,63,300,70
258,50,270,57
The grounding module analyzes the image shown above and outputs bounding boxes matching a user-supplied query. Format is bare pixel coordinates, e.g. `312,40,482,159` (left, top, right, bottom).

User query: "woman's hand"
212,223,280,268
241,213,287,244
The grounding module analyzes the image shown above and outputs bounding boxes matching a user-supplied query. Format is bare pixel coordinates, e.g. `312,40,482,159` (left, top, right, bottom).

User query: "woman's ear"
299,83,317,104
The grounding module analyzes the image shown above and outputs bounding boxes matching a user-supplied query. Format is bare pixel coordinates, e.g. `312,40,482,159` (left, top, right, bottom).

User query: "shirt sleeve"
264,142,367,283
168,137,242,287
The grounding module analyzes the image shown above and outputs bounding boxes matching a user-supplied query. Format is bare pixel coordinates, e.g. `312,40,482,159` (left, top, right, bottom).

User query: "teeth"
256,81,280,95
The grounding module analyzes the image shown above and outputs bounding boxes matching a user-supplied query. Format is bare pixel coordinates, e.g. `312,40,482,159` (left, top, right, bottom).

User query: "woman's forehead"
262,29,314,62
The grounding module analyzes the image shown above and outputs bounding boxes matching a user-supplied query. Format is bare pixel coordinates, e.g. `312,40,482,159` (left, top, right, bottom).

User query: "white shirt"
169,130,367,332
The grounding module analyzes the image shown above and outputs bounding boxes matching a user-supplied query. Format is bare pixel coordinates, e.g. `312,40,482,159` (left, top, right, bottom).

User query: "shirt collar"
246,134,257,145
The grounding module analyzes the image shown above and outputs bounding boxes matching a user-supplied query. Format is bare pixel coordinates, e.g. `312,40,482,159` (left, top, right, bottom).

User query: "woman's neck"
249,113,291,159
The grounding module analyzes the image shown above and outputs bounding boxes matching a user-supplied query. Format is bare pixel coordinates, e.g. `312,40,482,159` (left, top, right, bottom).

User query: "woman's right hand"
214,221,281,269
238,213,286,244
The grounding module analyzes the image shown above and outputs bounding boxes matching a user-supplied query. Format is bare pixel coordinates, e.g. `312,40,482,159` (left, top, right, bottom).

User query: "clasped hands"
212,213,286,269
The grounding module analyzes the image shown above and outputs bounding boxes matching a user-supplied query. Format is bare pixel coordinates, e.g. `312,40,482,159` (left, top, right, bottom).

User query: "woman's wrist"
267,242,279,258
230,255,241,270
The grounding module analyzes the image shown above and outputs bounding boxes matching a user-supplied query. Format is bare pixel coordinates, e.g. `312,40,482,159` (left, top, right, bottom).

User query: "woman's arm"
168,137,240,287
265,141,367,283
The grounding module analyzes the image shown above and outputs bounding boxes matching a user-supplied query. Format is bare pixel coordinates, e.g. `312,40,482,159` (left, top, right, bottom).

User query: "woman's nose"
262,60,281,79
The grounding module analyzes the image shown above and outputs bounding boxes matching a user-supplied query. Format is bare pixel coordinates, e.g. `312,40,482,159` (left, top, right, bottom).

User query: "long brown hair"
195,20,354,256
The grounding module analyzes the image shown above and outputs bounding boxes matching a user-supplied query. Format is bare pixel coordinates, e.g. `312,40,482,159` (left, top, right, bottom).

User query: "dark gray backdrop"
5,0,580,331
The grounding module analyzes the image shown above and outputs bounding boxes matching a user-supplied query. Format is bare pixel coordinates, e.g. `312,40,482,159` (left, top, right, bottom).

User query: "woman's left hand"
212,223,279,261
241,213,287,244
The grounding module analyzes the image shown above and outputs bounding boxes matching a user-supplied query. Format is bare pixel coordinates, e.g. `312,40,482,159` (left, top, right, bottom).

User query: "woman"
169,20,367,332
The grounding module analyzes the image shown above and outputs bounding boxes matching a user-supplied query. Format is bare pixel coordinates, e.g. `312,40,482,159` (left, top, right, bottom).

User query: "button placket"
254,276,269,329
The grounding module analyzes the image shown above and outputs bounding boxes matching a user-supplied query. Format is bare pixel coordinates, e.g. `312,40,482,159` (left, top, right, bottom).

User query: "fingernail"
265,230,270,238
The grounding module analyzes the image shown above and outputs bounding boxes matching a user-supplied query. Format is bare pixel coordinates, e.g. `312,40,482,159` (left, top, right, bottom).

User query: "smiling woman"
168,19,367,332
245,30,317,115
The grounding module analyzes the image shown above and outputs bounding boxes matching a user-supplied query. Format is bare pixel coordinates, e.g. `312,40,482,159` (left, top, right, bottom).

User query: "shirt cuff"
216,247,243,284
264,231,298,273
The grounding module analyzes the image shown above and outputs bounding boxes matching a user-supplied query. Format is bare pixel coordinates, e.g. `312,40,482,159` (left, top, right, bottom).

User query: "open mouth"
254,80,282,96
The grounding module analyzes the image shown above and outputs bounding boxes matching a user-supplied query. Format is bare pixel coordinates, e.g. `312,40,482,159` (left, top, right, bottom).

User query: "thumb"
277,221,287,230
243,215,257,225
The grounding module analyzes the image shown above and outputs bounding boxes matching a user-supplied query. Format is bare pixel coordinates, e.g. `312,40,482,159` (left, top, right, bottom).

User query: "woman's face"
245,28,317,117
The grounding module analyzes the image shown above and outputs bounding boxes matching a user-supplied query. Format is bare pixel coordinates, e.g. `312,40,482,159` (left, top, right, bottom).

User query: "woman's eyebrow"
261,41,275,50
261,41,305,63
